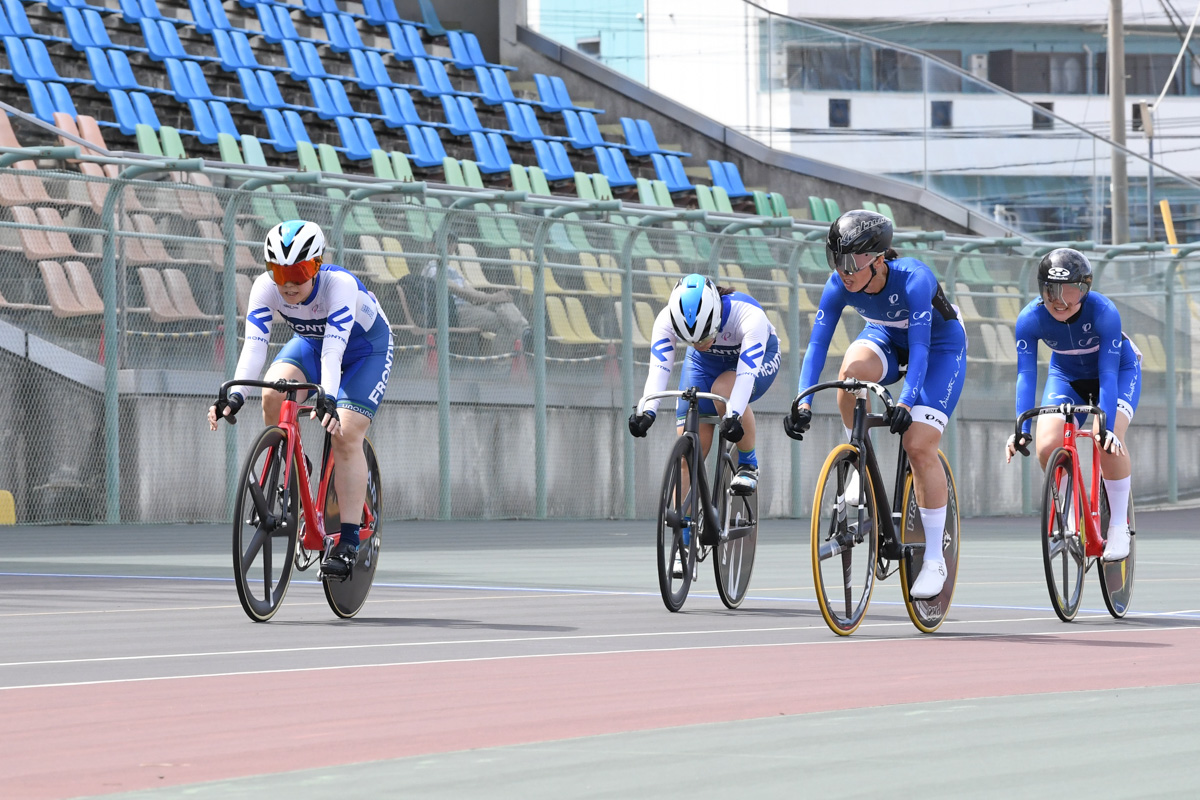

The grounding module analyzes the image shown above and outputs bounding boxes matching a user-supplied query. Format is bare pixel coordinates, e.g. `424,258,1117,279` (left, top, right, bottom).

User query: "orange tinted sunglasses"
267,258,320,286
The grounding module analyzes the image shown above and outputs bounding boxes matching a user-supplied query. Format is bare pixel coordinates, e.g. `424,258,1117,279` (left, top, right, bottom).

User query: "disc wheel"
1098,485,1136,618
657,435,698,612
714,445,758,609
898,451,961,633
811,444,878,635
1041,447,1086,622
322,438,383,619
232,426,299,622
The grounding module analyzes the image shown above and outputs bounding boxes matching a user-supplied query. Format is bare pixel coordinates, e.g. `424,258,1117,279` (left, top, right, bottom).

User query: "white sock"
918,505,947,564
844,425,853,443
1104,476,1131,531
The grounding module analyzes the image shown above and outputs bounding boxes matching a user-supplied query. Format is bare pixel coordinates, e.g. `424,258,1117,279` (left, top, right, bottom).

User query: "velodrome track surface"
2,512,1200,798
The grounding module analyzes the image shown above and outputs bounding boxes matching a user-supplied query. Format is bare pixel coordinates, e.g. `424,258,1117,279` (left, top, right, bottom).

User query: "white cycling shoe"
671,553,697,580
909,559,947,599
1103,525,1131,562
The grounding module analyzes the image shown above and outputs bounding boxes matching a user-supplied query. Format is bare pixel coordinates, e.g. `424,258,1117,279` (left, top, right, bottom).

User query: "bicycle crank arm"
721,523,755,542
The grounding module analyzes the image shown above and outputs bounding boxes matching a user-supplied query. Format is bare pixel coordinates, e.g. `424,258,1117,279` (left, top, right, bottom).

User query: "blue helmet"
668,274,720,344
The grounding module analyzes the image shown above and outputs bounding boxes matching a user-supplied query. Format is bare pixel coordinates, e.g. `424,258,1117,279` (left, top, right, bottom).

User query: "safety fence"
2,148,1199,523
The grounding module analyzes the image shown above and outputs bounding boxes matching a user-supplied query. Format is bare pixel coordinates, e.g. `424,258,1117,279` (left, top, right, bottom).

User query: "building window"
875,49,923,91
925,49,963,93
787,44,862,91
989,51,1086,94
931,100,952,128
577,37,600,59
1033,101,1054,130
1094,53,1182,95
829,98,850,127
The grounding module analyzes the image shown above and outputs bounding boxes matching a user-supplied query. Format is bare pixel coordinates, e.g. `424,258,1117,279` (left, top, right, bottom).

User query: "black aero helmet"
826,210,893,274
1037,248,1092,305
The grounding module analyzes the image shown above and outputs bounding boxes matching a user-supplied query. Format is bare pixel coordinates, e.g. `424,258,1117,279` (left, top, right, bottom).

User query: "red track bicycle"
218,379,382,622
1015,403,1135,622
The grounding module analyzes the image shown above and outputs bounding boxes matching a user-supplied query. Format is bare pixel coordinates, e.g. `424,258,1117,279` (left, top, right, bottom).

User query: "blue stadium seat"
321,13,350,52
652,153,693,193
257,71,307,113
84,9,144,53
532,139,572,182
4,0,57,40
85,47,123,92
236,67,270,110
391,88,428,126
721,161,751,198
551,76,601,114
255,3,283,43
595,146,636,188
188,98,219,143
211,101,239,139
26,80,59,124
520,104,569,143
440,94,471,135
377,0,401,24
467,130,500,172
366,50,402,88
561,109,590,149
485,132,514,172
464,32,512,71
186,0,213,32
502,101,532,142
402,123,438,168
307,77,338,120
263,107,297,152
707,159,728,190
4,36,40,84
620,117,651,157
131,90,159,130
349,48,380,90
109,88,141,133
375,86,405,127
446,31,475,70
284,110,312,148
472,66,501,105
533,74,562,111
455,97,493,136
283,39,314,79
637,119,690,157
335,116,369,160
327,80,358,117
353,117,380,156
233,30,283,71
385,21,414,59
362,0,386,26
62,7,96,51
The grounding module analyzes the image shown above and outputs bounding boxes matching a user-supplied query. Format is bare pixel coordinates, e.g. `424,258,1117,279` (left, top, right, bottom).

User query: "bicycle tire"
232,426,299,622
898,451,960,633
657,435,697,612
322,437,383,619
1098,484,1136,619
1041,447,1086,622
714,443,757,609
811,443,878,635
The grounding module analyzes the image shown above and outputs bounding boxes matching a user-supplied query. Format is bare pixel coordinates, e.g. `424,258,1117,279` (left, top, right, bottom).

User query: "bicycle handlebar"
215,379,328,426
1015,404,1106,437
792,379,895,417
637,389,730,416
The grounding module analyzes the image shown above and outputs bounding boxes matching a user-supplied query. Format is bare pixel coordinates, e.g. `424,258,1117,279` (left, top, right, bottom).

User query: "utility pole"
1109,0,1129,244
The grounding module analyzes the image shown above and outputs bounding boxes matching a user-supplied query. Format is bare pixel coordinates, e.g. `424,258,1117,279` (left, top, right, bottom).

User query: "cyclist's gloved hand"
1096,429,1125,455
210,391,244,428
1006,431,1032,462
720,412,744,443
313,393,340,428
888,404,913,435
784,406,812,441
628,409,655,438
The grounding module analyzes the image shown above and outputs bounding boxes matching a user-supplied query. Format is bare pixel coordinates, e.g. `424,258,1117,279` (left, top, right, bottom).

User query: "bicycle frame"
798,380,910,562
638,387,753,545
220,379,372,554
1016,404,1107,560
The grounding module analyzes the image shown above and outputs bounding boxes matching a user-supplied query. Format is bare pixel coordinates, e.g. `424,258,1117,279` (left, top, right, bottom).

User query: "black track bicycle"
638,388,759,612
796,379,961,635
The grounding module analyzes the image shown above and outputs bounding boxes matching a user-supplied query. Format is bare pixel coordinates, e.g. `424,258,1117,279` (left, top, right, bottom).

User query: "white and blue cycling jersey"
234,264,394,418
642,291,780,420
798,257,967,432
1015,292,1141,433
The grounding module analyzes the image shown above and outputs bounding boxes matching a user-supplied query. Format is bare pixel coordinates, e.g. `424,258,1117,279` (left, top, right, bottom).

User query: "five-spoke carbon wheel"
322,438,384,619
233,426,299,622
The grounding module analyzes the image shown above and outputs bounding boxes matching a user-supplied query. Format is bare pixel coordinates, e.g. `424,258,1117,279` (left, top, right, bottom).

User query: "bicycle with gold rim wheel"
797,380,960,635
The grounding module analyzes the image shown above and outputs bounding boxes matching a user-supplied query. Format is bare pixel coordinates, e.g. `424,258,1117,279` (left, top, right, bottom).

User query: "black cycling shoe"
321,540,359,581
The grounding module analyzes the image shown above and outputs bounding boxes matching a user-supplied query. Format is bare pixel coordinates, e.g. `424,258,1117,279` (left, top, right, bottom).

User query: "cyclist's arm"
897,269,936,409
1014,306,1040,434
640,307,678,415
797,276,846,408
1095,300,1124,430
318,274,359,399
232,274,279,391
726,304,771,418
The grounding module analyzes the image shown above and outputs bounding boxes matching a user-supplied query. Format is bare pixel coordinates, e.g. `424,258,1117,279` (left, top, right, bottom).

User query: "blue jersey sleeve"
897,268,936,408
1094,299,1124,431
797,275,847,408
1014,305,1040,433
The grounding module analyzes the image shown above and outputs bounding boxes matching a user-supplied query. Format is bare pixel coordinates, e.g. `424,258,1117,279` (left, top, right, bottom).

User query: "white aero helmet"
668,274,721,344
264,220,326,284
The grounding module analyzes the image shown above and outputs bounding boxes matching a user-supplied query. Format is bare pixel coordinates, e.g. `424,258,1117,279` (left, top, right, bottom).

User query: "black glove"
214,391,244,425
784,406,812,441
1007,431,1032,457
314,393,340,425
720,412,744,443
888,404,912,435
628,410,655,438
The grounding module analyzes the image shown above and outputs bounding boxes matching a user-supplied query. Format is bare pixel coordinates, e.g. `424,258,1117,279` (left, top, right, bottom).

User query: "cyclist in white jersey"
628,274,781,495
207,220,393,578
